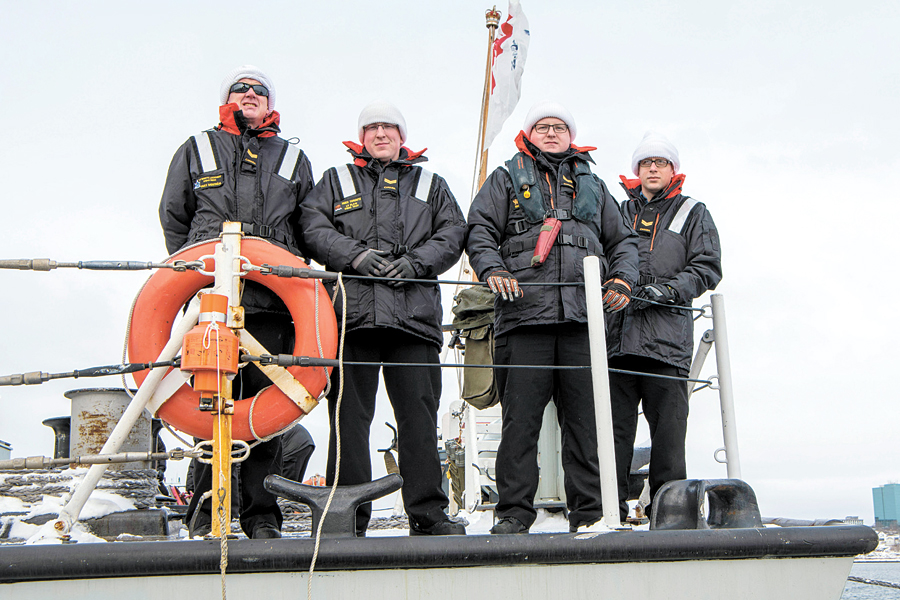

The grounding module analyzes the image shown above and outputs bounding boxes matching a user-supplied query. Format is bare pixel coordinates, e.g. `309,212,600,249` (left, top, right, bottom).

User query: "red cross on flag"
483,1,530,150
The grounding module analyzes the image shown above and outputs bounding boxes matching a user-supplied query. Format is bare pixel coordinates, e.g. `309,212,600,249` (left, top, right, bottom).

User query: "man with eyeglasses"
466,101,639,534
159,65,315,539
300,101,467,537
607,131,722,523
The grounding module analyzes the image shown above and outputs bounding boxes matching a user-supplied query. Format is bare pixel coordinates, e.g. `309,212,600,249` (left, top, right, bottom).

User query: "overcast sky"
1,0,897,524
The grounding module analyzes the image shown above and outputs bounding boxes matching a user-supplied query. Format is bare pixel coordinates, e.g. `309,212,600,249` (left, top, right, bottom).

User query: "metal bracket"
239,329,318,414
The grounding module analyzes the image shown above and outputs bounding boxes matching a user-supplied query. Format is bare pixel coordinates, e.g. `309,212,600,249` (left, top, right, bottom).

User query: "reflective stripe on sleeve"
415,168,434,203
192,131,218,173
668,197,699,233
335,164,357,199
277,142,301,180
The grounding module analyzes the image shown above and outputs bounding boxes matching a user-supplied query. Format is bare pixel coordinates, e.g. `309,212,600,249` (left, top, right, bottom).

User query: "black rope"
609,367,711,385
243,354,713,386
630,296,705,313
257,264,580,287
256,264,705,311
0,353,713,389
0,256,704,310
243,354,589,370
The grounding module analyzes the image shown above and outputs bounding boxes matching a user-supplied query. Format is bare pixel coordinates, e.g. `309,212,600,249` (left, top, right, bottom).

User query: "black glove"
602,278,632,313
352,249,391,277
382,257,416,287
486,270,522,301
634,282,678,309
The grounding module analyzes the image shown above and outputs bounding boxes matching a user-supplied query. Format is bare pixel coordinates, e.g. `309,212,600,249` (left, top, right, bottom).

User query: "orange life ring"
127,238,337,441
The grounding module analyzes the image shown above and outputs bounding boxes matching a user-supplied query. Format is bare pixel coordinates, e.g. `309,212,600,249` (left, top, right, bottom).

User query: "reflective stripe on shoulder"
192,131,218,173
414,168,434,202
277,142,302,180
668,197,699,233
334,164,358,199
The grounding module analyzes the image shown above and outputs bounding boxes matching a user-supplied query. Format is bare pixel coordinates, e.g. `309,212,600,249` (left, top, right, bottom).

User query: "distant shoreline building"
873,483,900,529
0,439,11,461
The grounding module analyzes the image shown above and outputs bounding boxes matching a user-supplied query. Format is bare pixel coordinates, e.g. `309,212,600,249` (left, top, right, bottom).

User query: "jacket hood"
218,103,280,137
514,130,596,162
342,141,427,168
619,172,686,201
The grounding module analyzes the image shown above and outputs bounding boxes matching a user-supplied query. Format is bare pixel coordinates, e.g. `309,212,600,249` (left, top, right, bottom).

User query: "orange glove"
602,278,632,313
487,270,523,301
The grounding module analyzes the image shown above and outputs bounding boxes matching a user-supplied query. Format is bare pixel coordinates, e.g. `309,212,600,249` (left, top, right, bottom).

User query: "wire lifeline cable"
307,273,348,600
246,354,714,387
256,263,707,314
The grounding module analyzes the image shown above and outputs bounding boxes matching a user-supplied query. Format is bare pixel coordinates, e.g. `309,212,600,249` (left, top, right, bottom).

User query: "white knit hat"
219,65,275,110
357,101,407,142
523,100,577,141
631,131,680,175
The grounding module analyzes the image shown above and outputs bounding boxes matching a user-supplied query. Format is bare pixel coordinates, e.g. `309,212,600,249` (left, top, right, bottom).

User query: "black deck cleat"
651,478,763,530
264,473,403,538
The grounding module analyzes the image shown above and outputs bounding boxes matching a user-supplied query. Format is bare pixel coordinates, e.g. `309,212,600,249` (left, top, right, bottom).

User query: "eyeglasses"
639,158,671,169
229,82,269,97
533,123,569,134
363,123,399,133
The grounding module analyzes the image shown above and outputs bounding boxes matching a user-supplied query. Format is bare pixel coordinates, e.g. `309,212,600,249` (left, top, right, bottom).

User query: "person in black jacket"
607,131,722,522
299,102,467,536
159,65,314,539
467,101,639,534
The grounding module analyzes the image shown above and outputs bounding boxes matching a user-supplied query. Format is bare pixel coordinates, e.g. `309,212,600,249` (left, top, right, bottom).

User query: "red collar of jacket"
619,172,686,201
342,141,427,168
513,130,597,160
217,103,280,137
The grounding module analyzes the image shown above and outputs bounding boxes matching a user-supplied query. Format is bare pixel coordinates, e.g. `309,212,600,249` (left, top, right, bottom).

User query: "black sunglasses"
229,82,269,97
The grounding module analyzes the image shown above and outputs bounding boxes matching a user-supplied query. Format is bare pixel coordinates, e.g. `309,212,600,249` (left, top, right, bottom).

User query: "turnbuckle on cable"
0,359,181,386
0,258,207,272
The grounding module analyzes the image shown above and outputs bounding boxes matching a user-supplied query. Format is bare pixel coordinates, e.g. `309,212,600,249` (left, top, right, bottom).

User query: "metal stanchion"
710,293,742,479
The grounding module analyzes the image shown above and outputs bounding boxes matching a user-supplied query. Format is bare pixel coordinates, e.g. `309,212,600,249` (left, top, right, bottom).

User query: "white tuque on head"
357,101,408,142
522,100,577,141
219,65,276,110
631,131,680,175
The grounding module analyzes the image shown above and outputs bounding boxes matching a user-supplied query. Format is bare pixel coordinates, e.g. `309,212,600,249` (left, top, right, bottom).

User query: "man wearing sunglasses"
607,131,722,524
300,102,467,537
159,65,315,539
466,101,638,534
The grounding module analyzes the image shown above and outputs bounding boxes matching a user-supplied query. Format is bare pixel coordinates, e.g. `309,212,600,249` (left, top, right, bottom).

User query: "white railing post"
464,404,481,512
49,298,201,537
710,293,742,479
583,256,622,528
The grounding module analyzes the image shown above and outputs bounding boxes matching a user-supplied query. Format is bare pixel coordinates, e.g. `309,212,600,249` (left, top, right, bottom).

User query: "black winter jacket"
299,143,467,348
466,134,639,336
159,104,314,312
605,174,722,370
